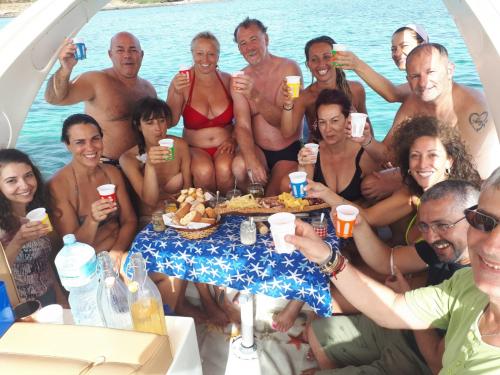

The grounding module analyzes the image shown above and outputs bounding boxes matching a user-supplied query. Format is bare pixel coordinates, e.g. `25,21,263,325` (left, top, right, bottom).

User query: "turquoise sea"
0,0,481,178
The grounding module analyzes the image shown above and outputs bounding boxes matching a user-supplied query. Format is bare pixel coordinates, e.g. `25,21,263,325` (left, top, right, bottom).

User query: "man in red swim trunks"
231,17,303,196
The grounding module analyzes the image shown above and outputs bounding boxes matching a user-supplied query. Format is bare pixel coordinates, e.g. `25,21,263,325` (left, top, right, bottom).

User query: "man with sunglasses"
302,180,479,374
291,167,500,374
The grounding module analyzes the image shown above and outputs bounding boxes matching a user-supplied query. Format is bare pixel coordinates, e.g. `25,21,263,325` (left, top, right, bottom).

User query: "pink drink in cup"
350,113,368,138
304,143,319,164
97,184,116,202
179,66,190,81
268,212,296,253
26,207,53,232
335,204,359,238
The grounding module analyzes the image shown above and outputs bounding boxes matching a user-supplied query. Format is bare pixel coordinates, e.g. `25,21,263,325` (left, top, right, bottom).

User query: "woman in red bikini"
167,31,235,194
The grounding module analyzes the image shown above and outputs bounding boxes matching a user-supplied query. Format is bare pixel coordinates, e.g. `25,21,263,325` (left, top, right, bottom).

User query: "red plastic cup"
97,184,116,202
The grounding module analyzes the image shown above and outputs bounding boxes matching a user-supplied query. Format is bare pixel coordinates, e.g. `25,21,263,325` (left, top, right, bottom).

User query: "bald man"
45,32,157,164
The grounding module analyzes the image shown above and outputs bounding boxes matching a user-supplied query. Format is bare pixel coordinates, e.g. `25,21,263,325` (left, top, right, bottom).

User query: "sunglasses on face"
464,205,500,232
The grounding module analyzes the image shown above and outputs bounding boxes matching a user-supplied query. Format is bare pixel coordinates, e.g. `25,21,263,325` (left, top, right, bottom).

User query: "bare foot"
202,298,230,327
175,299,208,325
306,348,316,362
272,300,304,332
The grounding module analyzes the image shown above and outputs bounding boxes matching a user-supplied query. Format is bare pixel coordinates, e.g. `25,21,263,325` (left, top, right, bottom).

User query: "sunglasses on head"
464,205,500,232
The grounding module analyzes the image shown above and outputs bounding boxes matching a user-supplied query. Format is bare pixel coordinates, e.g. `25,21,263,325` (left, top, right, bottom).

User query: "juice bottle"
127,253,166,335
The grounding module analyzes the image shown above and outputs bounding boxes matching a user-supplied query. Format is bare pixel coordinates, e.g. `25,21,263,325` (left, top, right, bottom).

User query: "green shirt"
405,268,500,374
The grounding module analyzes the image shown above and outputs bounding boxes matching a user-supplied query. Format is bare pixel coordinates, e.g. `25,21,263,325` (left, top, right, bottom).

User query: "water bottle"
0,281,15,337
127,253,166,335
97,252,132,329
54,234,103,326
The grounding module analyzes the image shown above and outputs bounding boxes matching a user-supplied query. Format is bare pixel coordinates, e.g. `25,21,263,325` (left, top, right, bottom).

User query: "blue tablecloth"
125,214,340,317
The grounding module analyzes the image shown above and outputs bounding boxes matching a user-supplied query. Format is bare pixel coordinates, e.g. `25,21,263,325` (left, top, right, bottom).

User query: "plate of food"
215,192,329,215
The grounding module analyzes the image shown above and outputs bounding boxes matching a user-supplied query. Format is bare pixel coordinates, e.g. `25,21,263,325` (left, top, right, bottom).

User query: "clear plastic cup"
350,113,368,138
26,207,53,232
97,184,116,202
335,204,359,238
158,138,174,161
286,75,301,98
268,212,296,253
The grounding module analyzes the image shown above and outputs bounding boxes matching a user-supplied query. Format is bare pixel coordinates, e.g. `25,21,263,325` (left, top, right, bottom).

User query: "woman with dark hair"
335,24,429,103
119,97,191,227
0,149,59,305
280,35,368,143
49,114,137,263
167,31,235,193
274,89,377,332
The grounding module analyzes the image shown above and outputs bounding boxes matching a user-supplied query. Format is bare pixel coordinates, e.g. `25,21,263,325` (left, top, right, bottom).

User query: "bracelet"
361,136,372,148
329,254,348,280
283,103,294,111
318,243,334,268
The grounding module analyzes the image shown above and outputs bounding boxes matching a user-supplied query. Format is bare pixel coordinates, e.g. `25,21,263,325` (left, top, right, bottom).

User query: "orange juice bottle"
127,253,166,335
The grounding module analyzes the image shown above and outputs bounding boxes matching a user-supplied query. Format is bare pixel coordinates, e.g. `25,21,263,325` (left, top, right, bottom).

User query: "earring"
407,169,411,176
445,167,450,176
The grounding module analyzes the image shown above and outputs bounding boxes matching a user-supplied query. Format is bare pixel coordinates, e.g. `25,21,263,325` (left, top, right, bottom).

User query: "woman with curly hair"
0,149,59,305
308,115,481,243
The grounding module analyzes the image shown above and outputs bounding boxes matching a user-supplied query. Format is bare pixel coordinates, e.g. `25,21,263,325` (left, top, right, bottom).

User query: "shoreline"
0,0,214,18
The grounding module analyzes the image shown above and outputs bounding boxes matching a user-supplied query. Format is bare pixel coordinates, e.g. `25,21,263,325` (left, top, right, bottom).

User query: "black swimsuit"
313,148,365,202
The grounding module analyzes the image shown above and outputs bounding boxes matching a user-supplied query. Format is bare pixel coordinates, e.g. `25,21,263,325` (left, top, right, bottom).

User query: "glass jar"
311,217,327,239
240,219,256,245
152,211,166,232
247,183,265,198
226,188,242,200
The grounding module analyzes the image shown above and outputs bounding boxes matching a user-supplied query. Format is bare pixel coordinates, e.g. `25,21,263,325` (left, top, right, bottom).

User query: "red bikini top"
182,71,234,130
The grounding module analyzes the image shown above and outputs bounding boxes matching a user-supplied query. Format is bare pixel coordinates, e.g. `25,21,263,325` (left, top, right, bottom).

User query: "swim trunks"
261,140,301,171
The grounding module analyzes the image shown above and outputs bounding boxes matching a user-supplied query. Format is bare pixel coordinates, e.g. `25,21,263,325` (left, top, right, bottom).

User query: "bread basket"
163,213,221,240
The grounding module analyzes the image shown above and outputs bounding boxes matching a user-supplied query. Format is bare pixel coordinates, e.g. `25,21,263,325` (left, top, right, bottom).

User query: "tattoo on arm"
469,111,488,132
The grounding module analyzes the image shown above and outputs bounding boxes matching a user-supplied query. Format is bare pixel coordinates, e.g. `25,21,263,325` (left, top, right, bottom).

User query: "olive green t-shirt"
405,268,500,374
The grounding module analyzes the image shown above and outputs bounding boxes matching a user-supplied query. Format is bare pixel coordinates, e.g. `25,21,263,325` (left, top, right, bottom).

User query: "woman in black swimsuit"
49,114,137,264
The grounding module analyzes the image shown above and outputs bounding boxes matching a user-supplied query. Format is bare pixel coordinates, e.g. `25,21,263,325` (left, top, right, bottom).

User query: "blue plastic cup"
289,171,307,198
74,38,86,60
0,281,15,336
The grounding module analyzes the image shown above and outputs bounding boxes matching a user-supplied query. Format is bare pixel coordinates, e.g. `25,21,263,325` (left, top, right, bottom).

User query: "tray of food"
163,188,220,239
215,192,329,215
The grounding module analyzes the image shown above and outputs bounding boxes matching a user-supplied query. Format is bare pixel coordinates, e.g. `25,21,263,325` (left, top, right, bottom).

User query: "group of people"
1,16,500,373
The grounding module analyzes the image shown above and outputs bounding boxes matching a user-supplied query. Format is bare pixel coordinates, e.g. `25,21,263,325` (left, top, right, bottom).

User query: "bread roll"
175,203,192,220
199,217,216,225
180,210,202,225
194,203,206,215
177,194,187,203
205,207,216,219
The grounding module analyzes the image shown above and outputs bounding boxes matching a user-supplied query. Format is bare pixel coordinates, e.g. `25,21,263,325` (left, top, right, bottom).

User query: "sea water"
0,0,481,179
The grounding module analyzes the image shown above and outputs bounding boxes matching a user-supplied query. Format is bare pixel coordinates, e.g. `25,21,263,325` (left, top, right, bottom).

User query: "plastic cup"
73,37,86,60
232,71,244,77
332,44,347,67
268,212,296,254
14,300,41,322
26,207,53,232
304,143,319,164
286,75,301,98
289,171,307,198
158,138,175,161
350,113,368,138
335,204,359,238
179,66,190,81
97,184,117,202
33,304,64,324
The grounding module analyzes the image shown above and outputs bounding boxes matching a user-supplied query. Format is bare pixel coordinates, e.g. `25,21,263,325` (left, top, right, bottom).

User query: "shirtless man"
231,18,303,196
359,43,499,199
45,32,157,165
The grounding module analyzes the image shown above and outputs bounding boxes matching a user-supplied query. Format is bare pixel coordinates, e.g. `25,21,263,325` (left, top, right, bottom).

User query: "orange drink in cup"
335,204,359,238
97,184,117,202
26,207,53,232
286,75,301,98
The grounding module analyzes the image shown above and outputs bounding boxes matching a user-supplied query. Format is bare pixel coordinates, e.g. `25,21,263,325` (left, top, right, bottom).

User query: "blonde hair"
191,31,220,55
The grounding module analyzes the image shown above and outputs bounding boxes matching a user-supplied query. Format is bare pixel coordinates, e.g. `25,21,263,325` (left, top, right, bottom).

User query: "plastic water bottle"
127,253,166,335
54,234,103,326
97,252,132,329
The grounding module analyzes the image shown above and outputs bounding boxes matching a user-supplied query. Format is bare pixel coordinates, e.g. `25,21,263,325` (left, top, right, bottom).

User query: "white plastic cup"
332,44,347,67
289,171,308,198
97,184,116,202
350,113,368,138
26,207,53,232
158,138,175,160
286,75,301,98
268,212,296,254
33,304,64,324
73,37,86,60
179,66,190,81
304,143,319,163
232,71,244,77
335,204,359,238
